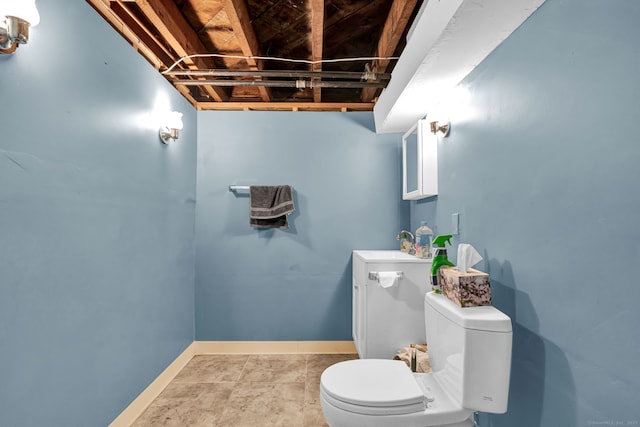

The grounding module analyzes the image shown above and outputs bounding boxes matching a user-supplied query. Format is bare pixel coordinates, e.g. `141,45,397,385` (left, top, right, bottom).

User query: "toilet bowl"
319,292,512,427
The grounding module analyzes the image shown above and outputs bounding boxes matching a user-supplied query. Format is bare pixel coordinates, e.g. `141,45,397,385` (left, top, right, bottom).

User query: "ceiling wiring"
162,53,400,75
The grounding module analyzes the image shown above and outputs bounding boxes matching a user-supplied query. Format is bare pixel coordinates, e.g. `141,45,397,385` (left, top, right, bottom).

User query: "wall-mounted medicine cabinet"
402,119,438,200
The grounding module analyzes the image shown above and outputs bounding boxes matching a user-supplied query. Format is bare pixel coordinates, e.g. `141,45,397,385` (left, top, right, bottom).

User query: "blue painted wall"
5,0,637,425
0,2,196,426
195,111,407,340
411,0,640,425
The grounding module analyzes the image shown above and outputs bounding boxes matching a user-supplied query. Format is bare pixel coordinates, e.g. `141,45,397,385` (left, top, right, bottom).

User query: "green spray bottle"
431,235,455,293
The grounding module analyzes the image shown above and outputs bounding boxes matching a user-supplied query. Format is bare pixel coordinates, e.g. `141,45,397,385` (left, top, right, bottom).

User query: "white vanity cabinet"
402,119,438,200
352,250,431,359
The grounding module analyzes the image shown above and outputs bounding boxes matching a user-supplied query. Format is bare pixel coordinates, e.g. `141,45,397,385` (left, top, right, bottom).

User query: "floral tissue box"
438,267,492,307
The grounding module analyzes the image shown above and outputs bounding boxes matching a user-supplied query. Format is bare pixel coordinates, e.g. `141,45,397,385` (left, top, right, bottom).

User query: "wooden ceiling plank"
361,0,418,102
197,101,375,111
222,0,272,101
310,0,324,102
135,0,229,102
187,3,225,34
252,2,309,46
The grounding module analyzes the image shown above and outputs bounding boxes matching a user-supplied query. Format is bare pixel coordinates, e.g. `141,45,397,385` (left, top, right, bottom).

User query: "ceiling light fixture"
159,111,183,144
0,0,40,54
430,121,450,137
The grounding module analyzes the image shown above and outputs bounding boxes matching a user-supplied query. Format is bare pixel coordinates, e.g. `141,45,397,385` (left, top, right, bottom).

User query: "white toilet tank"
424,292,513,414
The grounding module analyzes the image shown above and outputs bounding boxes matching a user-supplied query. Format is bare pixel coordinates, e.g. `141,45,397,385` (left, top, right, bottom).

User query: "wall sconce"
0,0,40,54
159,111,184,144
430,121,450,137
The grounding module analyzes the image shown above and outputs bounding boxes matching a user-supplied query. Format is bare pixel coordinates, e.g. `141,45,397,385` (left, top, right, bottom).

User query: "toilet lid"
320,359,424,410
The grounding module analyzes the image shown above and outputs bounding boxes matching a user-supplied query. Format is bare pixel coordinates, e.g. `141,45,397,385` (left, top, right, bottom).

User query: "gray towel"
249,185,295,228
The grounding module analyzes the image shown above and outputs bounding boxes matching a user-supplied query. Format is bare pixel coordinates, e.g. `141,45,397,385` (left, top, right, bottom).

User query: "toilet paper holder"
368,271,403,281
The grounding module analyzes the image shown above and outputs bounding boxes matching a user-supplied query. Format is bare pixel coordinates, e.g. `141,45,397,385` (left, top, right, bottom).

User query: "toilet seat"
320,359,425,415
320,359,474,427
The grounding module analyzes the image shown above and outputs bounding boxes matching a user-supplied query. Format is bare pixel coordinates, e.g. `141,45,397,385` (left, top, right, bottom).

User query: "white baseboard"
108,342,197,427
194,340,357,354
109,340,355,426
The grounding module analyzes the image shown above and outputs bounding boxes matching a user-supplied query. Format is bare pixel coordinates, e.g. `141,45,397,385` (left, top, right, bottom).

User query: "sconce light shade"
0,0,40,25
0,0,39,53
159,111,184,144
165,111,184,131
430,120,450,137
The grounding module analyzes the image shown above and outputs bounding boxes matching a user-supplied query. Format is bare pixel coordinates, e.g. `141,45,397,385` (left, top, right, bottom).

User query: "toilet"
320,291,513,427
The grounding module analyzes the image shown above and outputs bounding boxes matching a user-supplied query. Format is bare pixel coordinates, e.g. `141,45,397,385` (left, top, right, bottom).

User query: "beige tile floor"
132,353,358,427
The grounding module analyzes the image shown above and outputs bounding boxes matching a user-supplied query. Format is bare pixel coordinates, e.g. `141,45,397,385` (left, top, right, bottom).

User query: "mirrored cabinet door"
402,119,438,200
404,123,419,196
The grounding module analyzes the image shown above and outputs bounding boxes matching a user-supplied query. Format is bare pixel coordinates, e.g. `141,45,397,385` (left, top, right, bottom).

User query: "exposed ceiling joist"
134,0,229,102
310,0,325,102
110,1,174,67
222,0,271,102
90,0,199,104
89,0,162,69
361,0,419,102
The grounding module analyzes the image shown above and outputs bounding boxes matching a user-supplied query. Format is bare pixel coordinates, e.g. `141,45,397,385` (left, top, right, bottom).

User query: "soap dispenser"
415,221,433,259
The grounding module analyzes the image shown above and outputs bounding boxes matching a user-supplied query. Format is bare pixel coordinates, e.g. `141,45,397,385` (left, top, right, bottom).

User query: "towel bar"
229,185,250,193
368,271,403,281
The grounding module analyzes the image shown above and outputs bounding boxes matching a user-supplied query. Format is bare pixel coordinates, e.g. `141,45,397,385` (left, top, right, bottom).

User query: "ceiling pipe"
173,80,388,89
